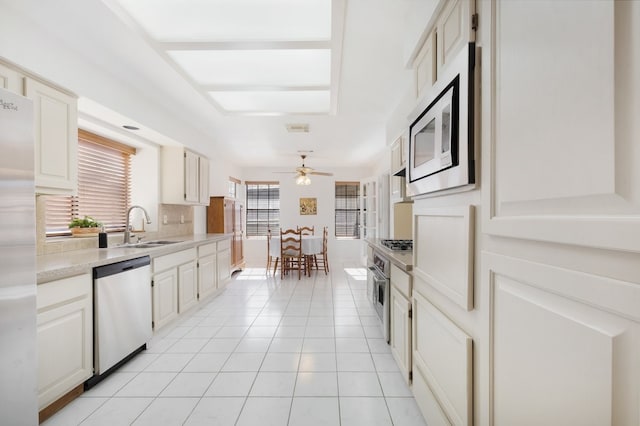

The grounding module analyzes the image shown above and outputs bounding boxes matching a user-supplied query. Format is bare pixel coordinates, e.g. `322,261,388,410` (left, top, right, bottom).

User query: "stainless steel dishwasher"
87,256,152,388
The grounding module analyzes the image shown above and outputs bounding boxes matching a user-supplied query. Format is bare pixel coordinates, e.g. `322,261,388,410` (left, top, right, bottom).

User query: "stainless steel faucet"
123,205,152,244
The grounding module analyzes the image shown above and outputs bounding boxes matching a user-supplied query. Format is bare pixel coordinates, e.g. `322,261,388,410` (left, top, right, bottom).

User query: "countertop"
37,233,231,284
365,238,413,272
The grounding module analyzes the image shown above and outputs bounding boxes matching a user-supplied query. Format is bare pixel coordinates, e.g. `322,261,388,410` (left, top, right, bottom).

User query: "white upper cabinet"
0,62,21,92
26,77,78,195
162,147,210,206
390,134,409,201
413,0,475,101
198,156,210,204
184,149,199,204
436,0,474,75
1,59,78,195
415,30,437,101
390,135,404,174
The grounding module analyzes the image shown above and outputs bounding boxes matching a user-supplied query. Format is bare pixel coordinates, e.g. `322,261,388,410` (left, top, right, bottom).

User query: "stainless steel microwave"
408,43,476,197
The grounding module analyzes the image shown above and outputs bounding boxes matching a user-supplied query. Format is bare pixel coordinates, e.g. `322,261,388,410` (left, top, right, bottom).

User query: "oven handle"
368,265,386,280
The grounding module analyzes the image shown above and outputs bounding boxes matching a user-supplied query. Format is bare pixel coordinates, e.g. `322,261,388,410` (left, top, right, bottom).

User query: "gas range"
380,239,413,251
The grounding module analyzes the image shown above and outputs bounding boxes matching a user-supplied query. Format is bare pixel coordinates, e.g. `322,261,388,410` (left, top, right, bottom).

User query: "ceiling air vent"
286,123,310,133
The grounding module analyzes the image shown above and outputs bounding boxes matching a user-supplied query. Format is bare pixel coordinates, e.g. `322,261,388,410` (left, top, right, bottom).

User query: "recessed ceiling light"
286,123,310,133
123,125,140,130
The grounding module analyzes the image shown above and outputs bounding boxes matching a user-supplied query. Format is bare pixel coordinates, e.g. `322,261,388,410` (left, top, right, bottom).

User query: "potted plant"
68,216,103,237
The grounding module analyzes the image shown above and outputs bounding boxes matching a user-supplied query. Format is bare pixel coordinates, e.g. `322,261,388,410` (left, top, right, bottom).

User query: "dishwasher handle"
93,256,151,280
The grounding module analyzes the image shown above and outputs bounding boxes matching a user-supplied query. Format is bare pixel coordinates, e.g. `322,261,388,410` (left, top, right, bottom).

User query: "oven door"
368,266,390,342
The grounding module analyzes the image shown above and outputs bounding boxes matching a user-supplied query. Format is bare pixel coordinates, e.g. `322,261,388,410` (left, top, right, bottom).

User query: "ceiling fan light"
296,175,311,185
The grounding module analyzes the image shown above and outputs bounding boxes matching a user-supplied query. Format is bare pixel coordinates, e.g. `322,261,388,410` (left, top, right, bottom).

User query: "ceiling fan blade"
273,171,298,174
309,171,333,176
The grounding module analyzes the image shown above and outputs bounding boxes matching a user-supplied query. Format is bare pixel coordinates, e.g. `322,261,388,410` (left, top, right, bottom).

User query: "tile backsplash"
36,196,194,255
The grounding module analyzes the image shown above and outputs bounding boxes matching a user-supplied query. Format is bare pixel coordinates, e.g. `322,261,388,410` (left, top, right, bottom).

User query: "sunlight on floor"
235,268,270,280
344,267,367,281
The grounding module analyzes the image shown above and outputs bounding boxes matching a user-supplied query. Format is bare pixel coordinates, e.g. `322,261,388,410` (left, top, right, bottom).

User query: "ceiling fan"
275,154,333,185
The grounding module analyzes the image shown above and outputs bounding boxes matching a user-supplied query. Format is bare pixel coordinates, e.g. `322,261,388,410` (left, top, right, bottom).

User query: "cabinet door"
37,274,92,410
217,248,231,287
390,286,412,384
0,62,21,92
391,176,405,201
415,31,437,99
178,260,198,313
152,268,178,330
25,77,78,195
391,137,403,173
184,150,199,203
436,0,474,74
198,253,217,299
198,156,210,205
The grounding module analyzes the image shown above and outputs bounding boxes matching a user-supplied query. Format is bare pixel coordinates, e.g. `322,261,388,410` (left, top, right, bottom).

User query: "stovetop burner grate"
380,239,413,251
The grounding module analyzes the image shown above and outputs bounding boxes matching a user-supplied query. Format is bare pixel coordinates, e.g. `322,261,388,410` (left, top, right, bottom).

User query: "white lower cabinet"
152,248,197,330
390,264,413,384
152,268,178,330
217,239,232,287
178,260,198,313
198,243,217,300
390,286,412,383
151,240,232,331
37,274,92,410
412,288,472,425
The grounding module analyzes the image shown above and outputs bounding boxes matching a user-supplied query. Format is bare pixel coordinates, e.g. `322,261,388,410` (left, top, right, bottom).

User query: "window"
335,181,360,238
246,182,279,237
45,130,135,237
228,176,240,199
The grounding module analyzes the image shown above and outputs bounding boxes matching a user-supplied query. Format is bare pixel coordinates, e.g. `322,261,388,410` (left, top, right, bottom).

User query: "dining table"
270,235,323,257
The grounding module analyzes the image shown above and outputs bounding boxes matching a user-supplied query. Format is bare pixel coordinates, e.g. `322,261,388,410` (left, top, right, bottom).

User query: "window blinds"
45,130,133,236
246,182,280,236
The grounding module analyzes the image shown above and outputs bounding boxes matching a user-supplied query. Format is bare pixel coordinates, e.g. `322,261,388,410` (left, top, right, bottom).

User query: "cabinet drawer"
153,248,197,273
37,274,91,309
217,238,231,252
198,242,216,257
391,264,411,299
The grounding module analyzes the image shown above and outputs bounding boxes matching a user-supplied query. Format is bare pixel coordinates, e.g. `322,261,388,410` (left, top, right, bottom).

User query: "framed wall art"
300,198,317,215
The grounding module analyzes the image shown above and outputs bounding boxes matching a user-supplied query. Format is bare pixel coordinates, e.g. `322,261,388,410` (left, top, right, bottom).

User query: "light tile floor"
44,263,428,426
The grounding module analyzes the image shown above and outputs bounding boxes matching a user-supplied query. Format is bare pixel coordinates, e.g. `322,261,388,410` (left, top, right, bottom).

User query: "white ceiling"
3,0,414,170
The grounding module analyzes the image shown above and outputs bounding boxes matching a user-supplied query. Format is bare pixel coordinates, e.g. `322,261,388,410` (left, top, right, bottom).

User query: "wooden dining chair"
311,226,329,274
298,225,314,235
297,226,315,273
280,228,303,279
266,229,280,275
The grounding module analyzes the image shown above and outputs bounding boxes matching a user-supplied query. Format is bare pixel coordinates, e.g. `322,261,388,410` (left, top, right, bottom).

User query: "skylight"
168,50,331,87
106,0,342,115
210,91,330,114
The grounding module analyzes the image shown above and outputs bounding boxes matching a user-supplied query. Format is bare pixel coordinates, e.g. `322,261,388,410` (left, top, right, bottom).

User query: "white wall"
240,166,372,268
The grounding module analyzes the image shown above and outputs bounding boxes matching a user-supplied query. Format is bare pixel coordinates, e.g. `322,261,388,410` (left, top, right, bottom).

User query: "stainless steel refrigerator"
0,87,37,424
